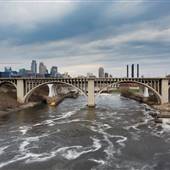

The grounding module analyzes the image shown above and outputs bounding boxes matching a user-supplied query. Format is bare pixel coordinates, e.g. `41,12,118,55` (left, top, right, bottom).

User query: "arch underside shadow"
0,81,17,89
24,81,87,103
97,80,162,104
0,81,17,102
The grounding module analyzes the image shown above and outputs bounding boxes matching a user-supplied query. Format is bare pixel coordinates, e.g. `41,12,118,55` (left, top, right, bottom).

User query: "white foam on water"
89,159,105,165
125,119,150,131
125,125,140,131
114,135,127,147
0,146,8,155
56,119,81,124
33,123,42,127
33,110,77,127
19,141,30,152
43,119,55,126
19,135,46,154
90,123,116,161
0,135,43,168
56,146,82,160
25,152,56,163
162,119,170,132
89,121,128,166
103,124,112,130
17,135,53,164
19,126,32,135
114,135,127,143
25,137,102,163
53,111,76,121
0,155,29,168
99,93,111,96
58,137,101,160
103,134,115,160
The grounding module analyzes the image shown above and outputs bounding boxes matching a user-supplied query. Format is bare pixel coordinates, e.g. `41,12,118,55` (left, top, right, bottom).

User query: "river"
0,94,170,170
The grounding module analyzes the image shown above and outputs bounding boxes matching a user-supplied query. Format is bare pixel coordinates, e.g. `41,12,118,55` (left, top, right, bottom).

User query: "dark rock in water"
154,118,162,123
145,107,151,111
149,112,158,117
157,114,170,118
156,124,163,131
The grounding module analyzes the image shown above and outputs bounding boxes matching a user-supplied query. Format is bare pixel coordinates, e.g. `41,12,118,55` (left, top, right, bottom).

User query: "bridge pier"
87,78,95,107
48,84,57,97
143,87,149,97
16,79,25,104
161,79,169,104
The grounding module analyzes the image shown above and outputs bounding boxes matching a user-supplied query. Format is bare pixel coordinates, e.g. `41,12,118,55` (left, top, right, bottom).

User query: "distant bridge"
0,77,169,106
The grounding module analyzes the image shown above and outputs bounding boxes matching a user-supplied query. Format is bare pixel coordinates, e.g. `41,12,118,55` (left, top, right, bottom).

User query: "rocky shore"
120,89,170,122
0,102,42,117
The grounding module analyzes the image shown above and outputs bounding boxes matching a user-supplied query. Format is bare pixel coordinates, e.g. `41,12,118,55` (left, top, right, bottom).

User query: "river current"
0,94,170,170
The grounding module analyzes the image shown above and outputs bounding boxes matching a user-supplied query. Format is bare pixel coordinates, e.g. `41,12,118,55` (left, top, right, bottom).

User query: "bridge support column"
17,79,25,104
48,84,56,97
87,78,95,107
161,79,169,104
143,87,149,97
139,86,144,95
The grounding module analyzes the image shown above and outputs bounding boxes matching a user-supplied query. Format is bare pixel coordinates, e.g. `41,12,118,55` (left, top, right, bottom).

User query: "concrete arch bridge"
0,77,169,107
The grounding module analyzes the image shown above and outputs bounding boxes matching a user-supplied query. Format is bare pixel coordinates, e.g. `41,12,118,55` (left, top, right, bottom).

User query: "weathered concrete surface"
87,78,95,107
16,79,25,104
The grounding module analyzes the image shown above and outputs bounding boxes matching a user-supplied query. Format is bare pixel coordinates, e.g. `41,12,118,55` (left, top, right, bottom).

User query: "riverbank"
0,85,79,118
0,102,42,117
120,89,170,121
0,93,79,118
120,90,157,105
0,94,77,118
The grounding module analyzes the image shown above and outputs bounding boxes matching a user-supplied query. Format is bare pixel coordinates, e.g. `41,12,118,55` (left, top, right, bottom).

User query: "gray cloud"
0,0,170,77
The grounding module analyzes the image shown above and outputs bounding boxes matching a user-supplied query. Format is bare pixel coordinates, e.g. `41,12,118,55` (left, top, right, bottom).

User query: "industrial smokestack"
127,65,129,78
137,64,139,78
131,64,134,78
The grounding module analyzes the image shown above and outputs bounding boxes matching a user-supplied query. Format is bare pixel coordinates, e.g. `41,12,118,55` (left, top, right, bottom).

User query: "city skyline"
0,59,112,78
0,59,141,78
0,1,170,77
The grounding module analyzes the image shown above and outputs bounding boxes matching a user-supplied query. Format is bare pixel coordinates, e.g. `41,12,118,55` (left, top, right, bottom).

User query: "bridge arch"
97,80,162,104
23,81,87,103
0,81,17,89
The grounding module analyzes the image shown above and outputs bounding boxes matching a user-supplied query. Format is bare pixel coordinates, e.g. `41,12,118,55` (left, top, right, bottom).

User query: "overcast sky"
0,0,170,77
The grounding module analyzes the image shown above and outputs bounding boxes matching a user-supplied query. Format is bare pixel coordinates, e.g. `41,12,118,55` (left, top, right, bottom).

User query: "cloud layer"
0,0,170,77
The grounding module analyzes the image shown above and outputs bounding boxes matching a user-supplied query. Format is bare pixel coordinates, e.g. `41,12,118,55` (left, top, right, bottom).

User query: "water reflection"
86,107,96,121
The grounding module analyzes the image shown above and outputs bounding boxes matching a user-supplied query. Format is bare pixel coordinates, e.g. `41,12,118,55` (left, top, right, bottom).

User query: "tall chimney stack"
131,64,134,78
137,64,139,78
127,65,129,78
